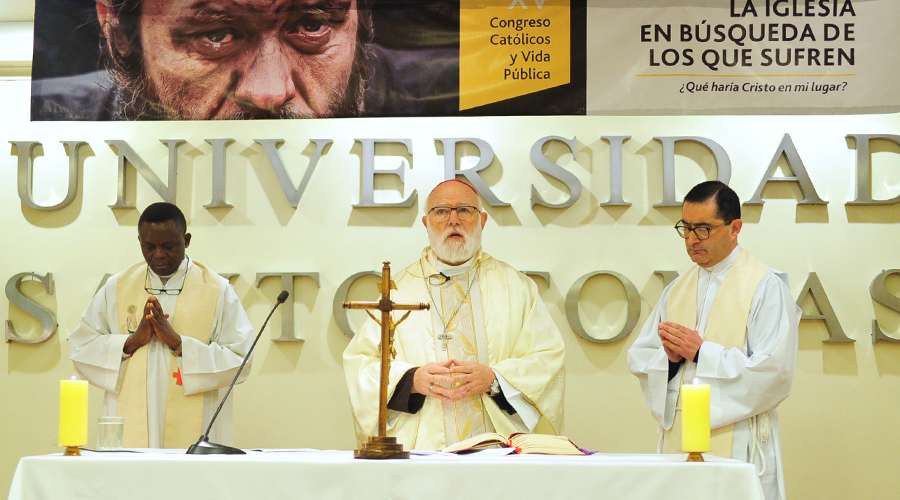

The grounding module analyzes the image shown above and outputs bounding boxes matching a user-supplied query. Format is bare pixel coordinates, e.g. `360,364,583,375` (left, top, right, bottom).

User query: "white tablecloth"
9,449,765,500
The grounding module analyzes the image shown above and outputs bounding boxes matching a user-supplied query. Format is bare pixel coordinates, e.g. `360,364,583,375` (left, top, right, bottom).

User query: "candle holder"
63,446,81,457
686,452,704,462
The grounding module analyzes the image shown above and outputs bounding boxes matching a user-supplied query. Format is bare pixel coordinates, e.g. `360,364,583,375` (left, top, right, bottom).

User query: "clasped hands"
658,321,703,363
123,296,182,356
412,360,494,401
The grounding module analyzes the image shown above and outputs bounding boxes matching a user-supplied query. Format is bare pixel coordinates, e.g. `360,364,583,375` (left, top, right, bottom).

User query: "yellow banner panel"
459,1,571,111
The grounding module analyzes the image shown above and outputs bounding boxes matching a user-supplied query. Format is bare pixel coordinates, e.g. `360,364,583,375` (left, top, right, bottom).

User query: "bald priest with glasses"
628,181,800,500
70,202,253,448
344,179,565,450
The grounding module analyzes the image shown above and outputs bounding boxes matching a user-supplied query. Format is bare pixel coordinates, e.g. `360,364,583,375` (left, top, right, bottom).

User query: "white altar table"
8,449,765,500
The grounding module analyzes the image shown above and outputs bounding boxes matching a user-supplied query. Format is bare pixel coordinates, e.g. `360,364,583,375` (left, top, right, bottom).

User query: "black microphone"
186,290,290,455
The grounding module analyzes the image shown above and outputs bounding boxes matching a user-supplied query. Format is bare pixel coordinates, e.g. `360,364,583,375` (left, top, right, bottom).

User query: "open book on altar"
441,432,586,455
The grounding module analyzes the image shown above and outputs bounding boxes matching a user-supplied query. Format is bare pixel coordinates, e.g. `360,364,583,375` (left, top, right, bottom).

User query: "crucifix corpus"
343,261,429,459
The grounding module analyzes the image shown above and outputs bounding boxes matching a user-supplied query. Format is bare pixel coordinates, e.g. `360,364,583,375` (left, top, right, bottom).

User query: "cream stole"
423,252,493,443
115,261,222,448
664,249,768,457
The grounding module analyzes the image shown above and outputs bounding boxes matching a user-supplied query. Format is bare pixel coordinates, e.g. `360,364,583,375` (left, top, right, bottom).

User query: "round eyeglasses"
427,205,480,222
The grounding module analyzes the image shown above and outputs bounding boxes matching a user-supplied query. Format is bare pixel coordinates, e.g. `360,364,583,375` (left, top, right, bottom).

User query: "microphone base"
186,438,246,455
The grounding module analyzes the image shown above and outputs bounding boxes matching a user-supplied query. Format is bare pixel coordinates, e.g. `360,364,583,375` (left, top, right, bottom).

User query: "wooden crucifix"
343,261,429,459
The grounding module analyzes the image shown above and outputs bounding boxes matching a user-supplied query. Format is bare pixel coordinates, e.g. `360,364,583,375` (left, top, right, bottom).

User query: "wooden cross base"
686,452,705,462
354,436,410,460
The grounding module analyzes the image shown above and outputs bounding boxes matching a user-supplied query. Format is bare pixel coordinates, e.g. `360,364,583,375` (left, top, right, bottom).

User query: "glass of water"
96,416,124,450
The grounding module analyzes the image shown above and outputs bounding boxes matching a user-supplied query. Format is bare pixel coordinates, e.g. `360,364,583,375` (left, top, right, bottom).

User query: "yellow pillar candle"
681,383,710,452
58,379,88,448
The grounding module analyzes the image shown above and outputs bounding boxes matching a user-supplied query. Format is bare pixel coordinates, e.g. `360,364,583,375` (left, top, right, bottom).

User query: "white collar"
429,250,478,277
149,256,190,285
700,245,741,276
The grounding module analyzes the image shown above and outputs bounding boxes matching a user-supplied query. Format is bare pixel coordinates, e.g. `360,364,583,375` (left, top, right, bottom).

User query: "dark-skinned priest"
69,202,253,448
628,181,800,500
343,179,566,450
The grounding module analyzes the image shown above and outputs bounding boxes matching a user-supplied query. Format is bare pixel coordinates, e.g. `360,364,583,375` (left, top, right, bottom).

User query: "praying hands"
412,359,495,401
658,321,703,362
122,297,183,357
145,296,182,356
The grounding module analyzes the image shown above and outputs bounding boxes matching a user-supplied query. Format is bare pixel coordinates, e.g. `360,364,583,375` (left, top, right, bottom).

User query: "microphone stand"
186,290,289,455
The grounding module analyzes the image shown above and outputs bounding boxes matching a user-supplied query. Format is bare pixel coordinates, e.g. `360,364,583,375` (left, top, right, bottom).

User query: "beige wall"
1,74,898,499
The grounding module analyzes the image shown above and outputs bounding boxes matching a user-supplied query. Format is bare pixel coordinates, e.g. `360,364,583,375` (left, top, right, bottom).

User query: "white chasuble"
343,249,566,451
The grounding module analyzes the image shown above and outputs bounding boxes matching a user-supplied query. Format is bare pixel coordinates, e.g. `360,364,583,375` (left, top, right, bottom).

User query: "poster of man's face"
100,0,370,119
30,0,585,121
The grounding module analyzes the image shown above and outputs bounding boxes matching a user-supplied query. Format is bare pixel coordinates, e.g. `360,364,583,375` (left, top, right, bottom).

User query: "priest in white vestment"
69,202,253,448
343,179,566,450
628,181,800,500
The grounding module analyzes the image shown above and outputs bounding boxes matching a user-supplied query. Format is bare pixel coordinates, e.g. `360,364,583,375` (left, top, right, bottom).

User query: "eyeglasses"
144,258,190,296
674,221,727,241
427,205,480,222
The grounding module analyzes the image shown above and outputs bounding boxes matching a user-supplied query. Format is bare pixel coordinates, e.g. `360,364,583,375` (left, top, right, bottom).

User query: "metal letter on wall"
653,271,680,288
870,269,900,343
94,273,112,295
12,141,90,211
255,272,319,342
204,138,235,209
565,271,641,343
5,272,58,344
845,134,900,206
255,138,332,208
522,271,550,288
530,136,583,209
107,139,183,208
333,271,381,338
653,136,732,207
600,136,632,207
438,138,510,207
353,138,416,208
745,134,827,206
796,272,853,343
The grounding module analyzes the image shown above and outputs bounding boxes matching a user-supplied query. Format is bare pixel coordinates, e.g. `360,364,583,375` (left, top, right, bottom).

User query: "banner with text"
29,0,900,120
586,0,900,114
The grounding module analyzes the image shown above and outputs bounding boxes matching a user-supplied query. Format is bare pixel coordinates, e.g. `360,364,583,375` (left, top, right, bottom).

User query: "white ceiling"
0,1,35,22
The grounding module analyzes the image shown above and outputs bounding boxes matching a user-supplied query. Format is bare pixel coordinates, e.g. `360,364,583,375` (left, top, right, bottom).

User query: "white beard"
427,224,482,266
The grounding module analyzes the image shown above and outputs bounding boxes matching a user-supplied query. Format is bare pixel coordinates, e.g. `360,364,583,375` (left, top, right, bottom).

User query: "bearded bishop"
343,179,566,450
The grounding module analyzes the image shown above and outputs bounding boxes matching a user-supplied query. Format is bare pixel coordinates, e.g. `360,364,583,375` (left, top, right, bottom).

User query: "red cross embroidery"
172,368,183,386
